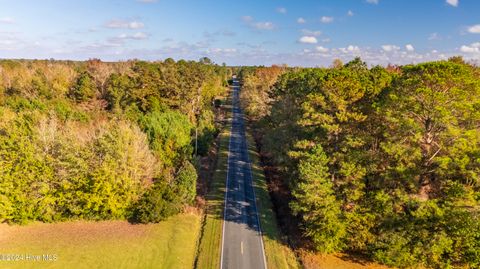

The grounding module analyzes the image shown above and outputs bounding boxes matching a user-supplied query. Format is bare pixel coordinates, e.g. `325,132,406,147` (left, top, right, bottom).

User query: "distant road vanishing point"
220,79,267,269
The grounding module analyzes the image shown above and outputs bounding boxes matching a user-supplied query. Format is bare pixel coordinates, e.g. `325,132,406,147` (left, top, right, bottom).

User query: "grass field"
0,213,201,269
195,93,232,269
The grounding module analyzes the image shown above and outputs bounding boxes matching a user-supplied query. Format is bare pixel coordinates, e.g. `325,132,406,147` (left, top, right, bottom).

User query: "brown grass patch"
300,251,393,269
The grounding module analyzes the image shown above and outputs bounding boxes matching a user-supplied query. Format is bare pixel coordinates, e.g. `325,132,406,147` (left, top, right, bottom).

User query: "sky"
0,0,479,66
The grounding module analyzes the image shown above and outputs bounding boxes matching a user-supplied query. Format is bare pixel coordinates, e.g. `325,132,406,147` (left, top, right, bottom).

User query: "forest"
239,57,480,268
0,58,228,224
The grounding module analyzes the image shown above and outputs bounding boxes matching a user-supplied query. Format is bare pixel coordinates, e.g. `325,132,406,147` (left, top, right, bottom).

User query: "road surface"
220,79,267,269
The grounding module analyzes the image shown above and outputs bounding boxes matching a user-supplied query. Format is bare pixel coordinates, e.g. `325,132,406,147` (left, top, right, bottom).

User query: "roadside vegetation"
239,57,480,268
245,129,300,269
0,58,228,224
195,86,231,269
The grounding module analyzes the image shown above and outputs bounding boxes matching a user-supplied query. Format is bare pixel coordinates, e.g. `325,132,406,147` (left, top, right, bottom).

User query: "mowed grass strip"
245,130,301,269
195,92,232,269
0,213,201,269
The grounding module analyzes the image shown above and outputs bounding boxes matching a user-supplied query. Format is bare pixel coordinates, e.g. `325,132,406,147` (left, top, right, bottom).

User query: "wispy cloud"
137,0,157,3
297,17,306,24
108,32,149,44
242,16,275,31
207,48,238,54
242,16,254,23
428,32,441,40
276,7,287,14
0,17,15,24
315,46,329,53
254,22,274,30
366,0,379,4
204,29,236,39
105,19,144,29
381,44,400,52
301,29,322,36
347,10,354,16
405,44,415,52
320,16,334,23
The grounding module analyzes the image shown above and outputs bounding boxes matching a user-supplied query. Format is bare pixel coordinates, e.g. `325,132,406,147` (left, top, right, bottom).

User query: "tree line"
239,57,480,268
0,58,229,224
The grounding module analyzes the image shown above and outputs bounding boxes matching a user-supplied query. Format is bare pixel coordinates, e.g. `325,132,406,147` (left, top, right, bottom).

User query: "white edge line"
242,92,268,269
220,81,235,269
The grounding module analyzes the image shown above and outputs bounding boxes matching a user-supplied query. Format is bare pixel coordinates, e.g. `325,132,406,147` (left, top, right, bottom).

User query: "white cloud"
460,42,480,53
315,46,329,53
298,36,318,44
276,7,287,14
347,10,354,16
207,48,238,54
301,29,321,36
322,38,331,43
105,19,144,29
297,17,306,24
347,45,360,52
320,16,334,23
366,0,379,4
0,17,14,24
130,32,148,39
339,45,360,53
467,24,480,34
109,32,149,44
382,44,400,52
446,0,458,7
405,44,415,52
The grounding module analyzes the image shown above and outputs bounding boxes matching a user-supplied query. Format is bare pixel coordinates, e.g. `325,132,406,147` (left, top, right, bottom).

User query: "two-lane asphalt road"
220,79,267,269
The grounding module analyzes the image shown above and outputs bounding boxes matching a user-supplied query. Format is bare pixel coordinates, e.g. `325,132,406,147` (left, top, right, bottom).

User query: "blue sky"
0,0,479,66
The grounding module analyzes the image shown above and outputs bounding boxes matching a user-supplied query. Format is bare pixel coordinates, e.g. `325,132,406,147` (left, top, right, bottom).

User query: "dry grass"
0,213,201,269
300,251,394,269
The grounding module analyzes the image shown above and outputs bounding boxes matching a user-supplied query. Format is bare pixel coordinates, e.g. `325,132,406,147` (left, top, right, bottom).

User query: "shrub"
175,161,197,205
130,181,181,223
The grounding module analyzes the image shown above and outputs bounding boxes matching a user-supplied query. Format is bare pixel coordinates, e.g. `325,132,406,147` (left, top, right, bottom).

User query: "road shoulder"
245,119,301,269
195,88,232,269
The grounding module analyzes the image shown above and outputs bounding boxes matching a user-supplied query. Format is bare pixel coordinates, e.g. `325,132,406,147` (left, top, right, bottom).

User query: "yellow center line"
241,241,244,255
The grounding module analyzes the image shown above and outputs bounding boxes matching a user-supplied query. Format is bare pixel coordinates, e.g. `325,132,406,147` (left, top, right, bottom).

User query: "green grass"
0,213,201,269
245,130,301,269
195,93,232,269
